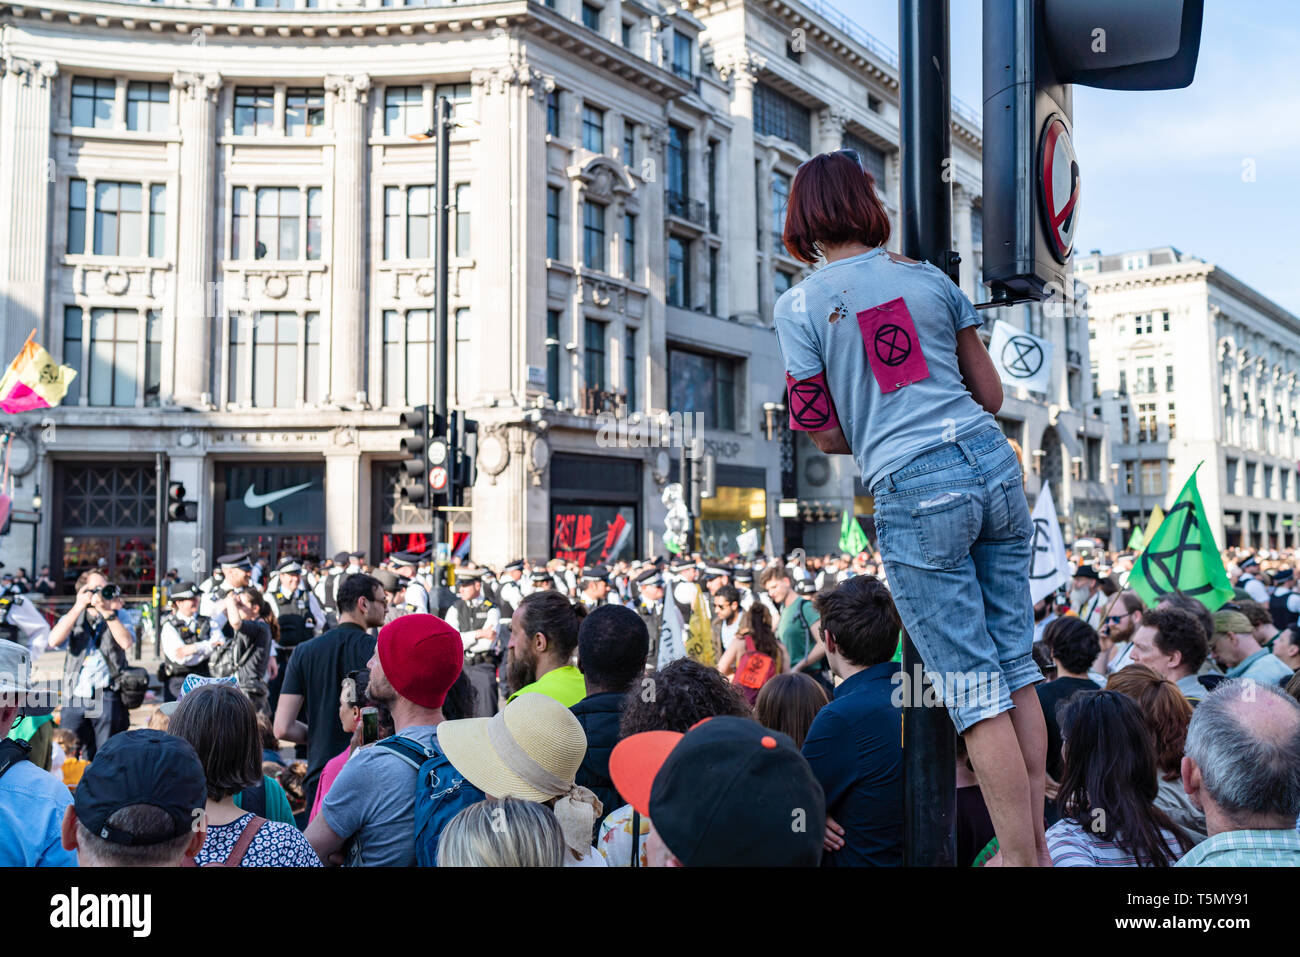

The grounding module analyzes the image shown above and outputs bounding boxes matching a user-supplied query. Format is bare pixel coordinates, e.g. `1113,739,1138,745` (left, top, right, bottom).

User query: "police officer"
633,567,668,670
668,556,700,622
529,568,556,592
373,568,407,624
388,550,430,615
445,569,501,717
702,565,733,617
1268,567,1300,632
199,552,254,619
733,566,758,612
158,581,221,702
0,563,52,658
577,567,619,611
266,558,325,711
498,560,526,609
1237,555,1270,604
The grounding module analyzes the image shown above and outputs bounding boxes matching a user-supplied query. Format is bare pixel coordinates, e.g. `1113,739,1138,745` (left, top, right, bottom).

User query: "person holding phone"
774,150,1048,866
307,669,392,823
47,569,136,759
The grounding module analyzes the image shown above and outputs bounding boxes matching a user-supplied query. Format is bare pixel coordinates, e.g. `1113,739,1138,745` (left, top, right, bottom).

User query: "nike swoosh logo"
243,482,313,510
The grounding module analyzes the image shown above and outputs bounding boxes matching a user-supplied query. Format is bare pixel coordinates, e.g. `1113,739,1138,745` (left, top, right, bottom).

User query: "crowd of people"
3,535,1300,868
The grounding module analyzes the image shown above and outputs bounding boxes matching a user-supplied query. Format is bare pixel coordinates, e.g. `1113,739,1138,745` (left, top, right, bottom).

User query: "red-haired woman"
774,149,1048,866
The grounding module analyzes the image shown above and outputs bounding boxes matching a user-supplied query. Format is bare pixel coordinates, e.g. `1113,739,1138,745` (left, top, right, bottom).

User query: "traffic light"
167,481,198,522
981,0,1204,302
399,405,446,507
452,412,478,506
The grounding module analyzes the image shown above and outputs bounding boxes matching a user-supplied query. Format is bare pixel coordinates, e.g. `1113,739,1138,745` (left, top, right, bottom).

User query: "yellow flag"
684,585,717,666
1137,505,1165,553
0,336,77,413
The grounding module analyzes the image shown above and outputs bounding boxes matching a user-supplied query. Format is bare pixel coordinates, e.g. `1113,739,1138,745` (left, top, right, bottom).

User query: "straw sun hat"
438,692,602,855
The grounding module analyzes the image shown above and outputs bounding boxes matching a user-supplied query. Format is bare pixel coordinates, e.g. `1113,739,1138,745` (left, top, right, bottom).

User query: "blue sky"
834,0,1300,314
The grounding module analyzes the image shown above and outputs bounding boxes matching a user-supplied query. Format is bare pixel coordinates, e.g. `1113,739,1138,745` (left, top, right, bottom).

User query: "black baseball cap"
609,716,825,866
73,730,206,846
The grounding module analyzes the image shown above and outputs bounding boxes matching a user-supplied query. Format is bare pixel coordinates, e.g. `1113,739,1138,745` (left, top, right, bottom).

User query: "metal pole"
433,96,452,554
152,451,166,661
898,0,957,866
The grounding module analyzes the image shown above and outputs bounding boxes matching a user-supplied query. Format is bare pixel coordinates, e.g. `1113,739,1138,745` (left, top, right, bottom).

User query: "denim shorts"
870,426,1042,733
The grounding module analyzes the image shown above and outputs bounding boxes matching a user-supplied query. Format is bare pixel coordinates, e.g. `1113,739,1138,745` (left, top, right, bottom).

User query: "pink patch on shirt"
856,297,930,394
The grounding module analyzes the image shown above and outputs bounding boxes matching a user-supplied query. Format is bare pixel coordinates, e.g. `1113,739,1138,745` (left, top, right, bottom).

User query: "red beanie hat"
376,614,464,709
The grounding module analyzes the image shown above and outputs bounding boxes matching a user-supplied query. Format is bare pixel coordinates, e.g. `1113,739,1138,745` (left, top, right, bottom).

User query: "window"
93,182,143,256
667,236,689,308
68,179,87,255
753,81,812,153
667,124,689,199
583,202,606,272
71,77,115,129
1264,465,1274,498
621,21,632,47
304,313,322,405
1134,357,1155,394
434,83,474,123
384,86,425,136
624,327,637,410
1226,457,1238,495
1167,403,1177,439
1165,364,1175,392
1140,461,1163,496
546,310,562,401
844,131,887,196
233,87,275,136
1120,407,1131,443
668,347,736,430
455,184,470,257
582,105,604,153
256,187,301,259
86,309,140,407
1161,311,1171,332
62,307,83,404
671,31,694,81
546,90,560,137
771,170,791,242
286,88,325,137
306,188,323,261
708,246,719,316
623,122,635,165
251,312,300,408
126,82,169,132
1118,369,1127,396
623,212,636,281
1123,461,1135,494
1090,363,1099,400
1283,470,1291,501
774,270,794,296
581,2,601,31
547,187,561,260
456,307,472,400
382,185,433,260
382,310,433,408
1137,402,1157,442
584,319,606,391
1134,313,1153,335
1246,462,1257,496
706,141,717,225
149,185,166,259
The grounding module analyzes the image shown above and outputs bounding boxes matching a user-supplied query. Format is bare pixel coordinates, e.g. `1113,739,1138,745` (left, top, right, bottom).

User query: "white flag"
658,593,688,670
989,319,1054,393
736,527,760,555
1029,482,1071,605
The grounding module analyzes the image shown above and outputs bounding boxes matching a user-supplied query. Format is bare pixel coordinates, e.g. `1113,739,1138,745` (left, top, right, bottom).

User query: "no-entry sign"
429,465,449,492
1038,114,1079,263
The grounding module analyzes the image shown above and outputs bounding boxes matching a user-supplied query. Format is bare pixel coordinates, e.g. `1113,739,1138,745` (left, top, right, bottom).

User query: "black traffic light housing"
400,405,443,507
981,0,1203,302
167,481,198,522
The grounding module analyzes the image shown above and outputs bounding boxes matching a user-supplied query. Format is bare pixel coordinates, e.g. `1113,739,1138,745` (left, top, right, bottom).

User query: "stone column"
718,52,763,324
817,106,847,153
0,59,58,362
953,183,975,300
324,435,362,555
642,123,669,410
324,73,370,406
171,71,221,408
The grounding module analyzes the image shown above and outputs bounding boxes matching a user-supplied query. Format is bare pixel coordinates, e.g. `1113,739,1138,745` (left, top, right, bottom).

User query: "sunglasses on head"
797,147,864,173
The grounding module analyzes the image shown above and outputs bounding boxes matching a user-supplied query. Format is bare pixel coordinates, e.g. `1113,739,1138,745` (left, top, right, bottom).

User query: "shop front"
54,461,158,595
214,462,325,564
549,453,639,565
698,464,768,559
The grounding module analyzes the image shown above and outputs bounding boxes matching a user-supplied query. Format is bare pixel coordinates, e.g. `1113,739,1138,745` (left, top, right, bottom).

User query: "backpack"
375,733,483,867
183,816,265,868
735,635,776,692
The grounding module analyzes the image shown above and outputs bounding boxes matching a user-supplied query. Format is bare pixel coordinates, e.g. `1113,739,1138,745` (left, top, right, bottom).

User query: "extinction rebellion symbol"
1001,336,1045,379
873,324,912,367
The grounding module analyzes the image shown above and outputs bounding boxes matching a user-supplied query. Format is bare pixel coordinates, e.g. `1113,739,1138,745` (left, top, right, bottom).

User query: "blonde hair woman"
438,797,567,867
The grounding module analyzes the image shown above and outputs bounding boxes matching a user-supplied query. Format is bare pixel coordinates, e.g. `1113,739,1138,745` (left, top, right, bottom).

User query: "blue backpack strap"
374,735,433,770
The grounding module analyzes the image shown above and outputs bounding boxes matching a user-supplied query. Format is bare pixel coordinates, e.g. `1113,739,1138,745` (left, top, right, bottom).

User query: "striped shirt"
1047,818,1185,866
1175,828,1300,867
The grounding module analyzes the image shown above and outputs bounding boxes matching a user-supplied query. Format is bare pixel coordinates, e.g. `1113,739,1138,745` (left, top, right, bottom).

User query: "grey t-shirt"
321,725,437,867
774,247,995,491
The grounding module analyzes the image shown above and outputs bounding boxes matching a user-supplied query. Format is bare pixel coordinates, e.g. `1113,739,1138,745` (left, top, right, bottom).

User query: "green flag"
838,509,870,555
1129,464,1234,612
1126,527,1144,551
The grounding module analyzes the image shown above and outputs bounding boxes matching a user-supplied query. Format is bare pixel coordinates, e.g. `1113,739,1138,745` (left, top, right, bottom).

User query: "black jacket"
571,690,628,836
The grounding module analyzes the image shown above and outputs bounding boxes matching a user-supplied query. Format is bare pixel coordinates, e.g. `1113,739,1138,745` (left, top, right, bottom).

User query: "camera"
97,583,120,601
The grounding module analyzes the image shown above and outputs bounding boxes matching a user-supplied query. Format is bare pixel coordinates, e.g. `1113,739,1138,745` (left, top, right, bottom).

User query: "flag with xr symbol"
989,320,1054,393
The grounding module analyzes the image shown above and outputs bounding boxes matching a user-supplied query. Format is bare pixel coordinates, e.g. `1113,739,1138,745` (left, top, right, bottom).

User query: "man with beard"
1094,590,1142,675
274,574,385,811
504,590,585,707
1068,565,1106,630
445,570,501,716
305,614,466,866
1032,592,1059,645
199,552,253,619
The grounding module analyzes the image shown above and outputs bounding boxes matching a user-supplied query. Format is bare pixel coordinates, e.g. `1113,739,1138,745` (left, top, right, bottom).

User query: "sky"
833,0,1300,315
